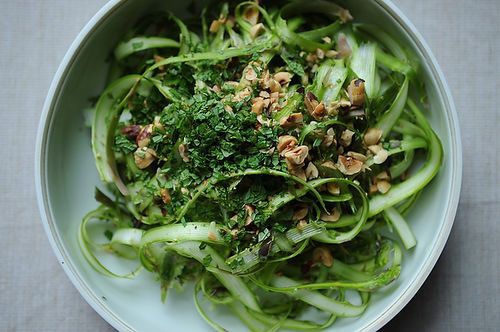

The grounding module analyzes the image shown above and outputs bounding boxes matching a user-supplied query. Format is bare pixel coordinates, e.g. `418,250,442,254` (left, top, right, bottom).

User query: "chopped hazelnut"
277,135,298,155
208,231,217,241
368,144,382,154
305,162,319,179
153,116,164,131
306,53,318,63
304,92,319,113
268,79,281,93
346,151,367,162
160,188,171,204
348,79,366,106
259,90,270,98
376,171,391,181
136,124,153,148
178,143,189,162
230,229,239,239
373,149,389,164
297,219,308,230
325,50,338,58
364,128,383,146
322,128,337,147
289,166,306,181
327,183,340,195
269,91,280,103
260,70,270,88
153,55,166,71
312,102,326,120
211,85,221,93
279,113,303,128
337,155,363,175
313,247,333,267
320,208,341,222
233,87,252,102
134,147,157,169
243,6,259,25
251,97,265,115
377,180,391,194
273,72,293,86
336,33,352,59
244,66,258,82
249,23,265,39
262,98,271,108
284,145,309,166
369,145,389,164
209,20,221,33
340,129,355,147
327,98,351,115
244,204,255,226
316,48,325,59
321,161,337,171
339,9,353,23
293,205,308,221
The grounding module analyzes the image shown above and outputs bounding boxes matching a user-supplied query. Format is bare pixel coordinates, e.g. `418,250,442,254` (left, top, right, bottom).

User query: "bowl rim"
35,0,462,331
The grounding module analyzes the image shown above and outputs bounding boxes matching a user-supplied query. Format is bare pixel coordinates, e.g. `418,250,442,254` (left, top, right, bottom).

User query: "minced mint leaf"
228,257,243,269
152,135,164,144
243,183,267,205
281,53,306,77
202,255,213,267
104,230,113,241
160,90,280,182
132,41,144,50
272,223,287,233
258,228,271,242
114,135,136,153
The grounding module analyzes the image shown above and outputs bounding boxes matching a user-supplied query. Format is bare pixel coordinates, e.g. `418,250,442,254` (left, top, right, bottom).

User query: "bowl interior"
37,0,460,331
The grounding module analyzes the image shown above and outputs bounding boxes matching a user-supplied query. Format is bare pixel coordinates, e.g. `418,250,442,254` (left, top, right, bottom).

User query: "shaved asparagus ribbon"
92,75,141,196
114,37,180,61
369,100,443,216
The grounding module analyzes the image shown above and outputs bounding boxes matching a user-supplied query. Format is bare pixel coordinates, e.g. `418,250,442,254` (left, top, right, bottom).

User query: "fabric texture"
0,0,498,331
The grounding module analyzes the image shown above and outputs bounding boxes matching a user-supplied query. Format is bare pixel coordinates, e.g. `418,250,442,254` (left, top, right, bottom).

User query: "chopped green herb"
202,255,213,267
132,41,144,50
114,135,136,153
104,230,113,241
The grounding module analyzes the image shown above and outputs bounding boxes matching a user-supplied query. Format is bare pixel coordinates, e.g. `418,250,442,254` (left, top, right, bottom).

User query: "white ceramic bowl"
35,0,462,331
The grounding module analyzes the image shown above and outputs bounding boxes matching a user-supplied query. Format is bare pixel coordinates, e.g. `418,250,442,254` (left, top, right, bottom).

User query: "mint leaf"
132,41,144,50
281,53,306,77
202,255,212,267
114,135,136,153
104,230,113,241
